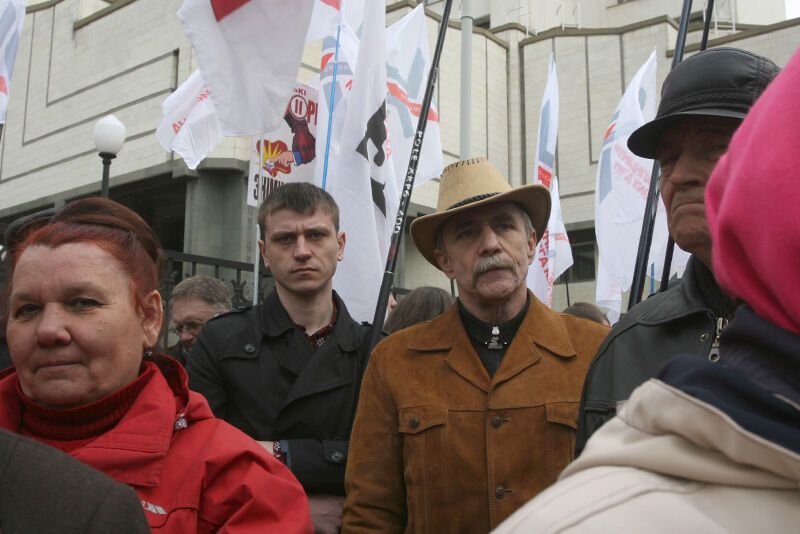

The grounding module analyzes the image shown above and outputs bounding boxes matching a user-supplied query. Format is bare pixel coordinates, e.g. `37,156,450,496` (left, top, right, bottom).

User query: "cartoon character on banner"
249,86,319,206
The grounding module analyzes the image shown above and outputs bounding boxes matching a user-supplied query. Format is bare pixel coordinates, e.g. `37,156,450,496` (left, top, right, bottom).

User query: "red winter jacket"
0,355,313,533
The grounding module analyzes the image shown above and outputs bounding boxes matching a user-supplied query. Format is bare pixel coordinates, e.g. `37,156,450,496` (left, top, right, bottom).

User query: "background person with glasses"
167,276,232,366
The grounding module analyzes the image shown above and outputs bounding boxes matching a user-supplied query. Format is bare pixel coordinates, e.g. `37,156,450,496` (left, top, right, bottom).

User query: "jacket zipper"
708,317,729,363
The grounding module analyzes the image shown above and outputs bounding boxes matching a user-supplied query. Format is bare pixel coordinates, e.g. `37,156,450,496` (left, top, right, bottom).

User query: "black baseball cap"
628,47,780,159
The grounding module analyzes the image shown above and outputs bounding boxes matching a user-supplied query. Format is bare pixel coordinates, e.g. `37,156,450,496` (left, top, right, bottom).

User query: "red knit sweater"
17,363,156,453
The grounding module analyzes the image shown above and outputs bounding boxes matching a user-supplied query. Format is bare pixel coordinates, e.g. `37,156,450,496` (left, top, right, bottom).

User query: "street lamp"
93,115,126,197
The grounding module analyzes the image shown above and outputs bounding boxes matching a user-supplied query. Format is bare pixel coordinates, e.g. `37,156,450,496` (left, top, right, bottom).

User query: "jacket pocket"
544,401,579,478
398,406,448,434
545,401,579,429
398,406,448,532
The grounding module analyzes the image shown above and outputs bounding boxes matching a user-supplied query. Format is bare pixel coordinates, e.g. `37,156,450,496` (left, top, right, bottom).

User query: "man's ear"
258,239,269,269
434,249,455,279
526,230,537,265
140,290,164,349
337,231,346,262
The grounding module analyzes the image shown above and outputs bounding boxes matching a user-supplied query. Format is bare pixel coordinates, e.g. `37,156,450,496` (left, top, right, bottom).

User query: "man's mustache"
474,255,516,278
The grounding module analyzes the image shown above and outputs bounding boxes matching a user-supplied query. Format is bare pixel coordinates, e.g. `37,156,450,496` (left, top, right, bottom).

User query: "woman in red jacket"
0,197,312,533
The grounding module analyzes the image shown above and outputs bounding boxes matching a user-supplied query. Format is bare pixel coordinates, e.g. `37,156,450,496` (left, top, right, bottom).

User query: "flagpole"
627,0,693,309
659,0,715,293
321,23,342,191
252,134,265,305
365,0,454,354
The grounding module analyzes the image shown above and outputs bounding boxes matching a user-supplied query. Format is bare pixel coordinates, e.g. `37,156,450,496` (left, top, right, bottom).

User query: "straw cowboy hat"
410,157,551,268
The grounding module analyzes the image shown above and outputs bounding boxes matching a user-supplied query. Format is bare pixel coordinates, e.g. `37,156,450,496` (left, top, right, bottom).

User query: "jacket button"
244,344,256,354
494,485,507,499
491,415,503,429
699,333,709,342
409,417,420,429
329,451,344,463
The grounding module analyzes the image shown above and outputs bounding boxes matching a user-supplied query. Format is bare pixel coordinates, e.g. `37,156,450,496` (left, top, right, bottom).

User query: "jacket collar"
407,292,577,392
638,255,724,325
0,355,213,488
259,289,364,353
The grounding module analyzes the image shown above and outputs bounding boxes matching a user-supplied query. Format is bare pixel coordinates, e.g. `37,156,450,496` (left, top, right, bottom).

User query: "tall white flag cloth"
178,0,314,136
385,5,443,188
527,54,572,306
306,0,365,43
0,0,25,124
329,0,398,323
594,50,689,323
156,70,223,170
314,4,442,190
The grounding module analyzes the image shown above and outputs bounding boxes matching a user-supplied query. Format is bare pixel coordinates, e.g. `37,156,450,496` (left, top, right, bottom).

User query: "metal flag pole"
321,23,343,191
252,134,266,305
365,0,455,354
659,0,715,292
627,0,694,309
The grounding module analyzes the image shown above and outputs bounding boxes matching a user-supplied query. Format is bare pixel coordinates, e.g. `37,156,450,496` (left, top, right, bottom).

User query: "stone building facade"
1,0,798,314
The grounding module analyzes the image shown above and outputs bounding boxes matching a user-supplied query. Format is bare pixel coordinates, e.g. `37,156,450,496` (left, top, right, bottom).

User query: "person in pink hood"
493,47,800,534
0,197,312,533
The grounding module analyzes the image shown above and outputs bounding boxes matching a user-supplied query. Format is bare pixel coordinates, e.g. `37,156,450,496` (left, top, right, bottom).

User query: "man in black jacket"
188,182,368,532
575,48,780,455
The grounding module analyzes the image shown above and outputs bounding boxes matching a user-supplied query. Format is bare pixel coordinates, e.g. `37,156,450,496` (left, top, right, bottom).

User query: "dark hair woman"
384,286,455,334
0,198,311,533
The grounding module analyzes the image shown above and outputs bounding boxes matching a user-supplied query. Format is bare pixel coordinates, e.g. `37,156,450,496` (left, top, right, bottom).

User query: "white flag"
527,54,572,306
0,0,25,124
594,50,688,323
178,0,314,136
386,5,443,188
156,70,223,170
313,18,359,188
314,4,441,191
306,0,365,43
246,84,319,207
329,0,398,323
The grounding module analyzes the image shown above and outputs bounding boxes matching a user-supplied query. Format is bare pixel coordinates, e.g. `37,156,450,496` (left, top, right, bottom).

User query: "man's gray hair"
434,205,534,252
170,275,232,310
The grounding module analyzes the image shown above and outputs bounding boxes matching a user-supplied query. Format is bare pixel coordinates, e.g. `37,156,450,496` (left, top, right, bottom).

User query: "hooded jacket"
0,355,312,533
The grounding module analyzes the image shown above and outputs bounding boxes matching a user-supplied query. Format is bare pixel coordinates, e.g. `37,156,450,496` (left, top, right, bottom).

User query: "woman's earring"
144,346,154,359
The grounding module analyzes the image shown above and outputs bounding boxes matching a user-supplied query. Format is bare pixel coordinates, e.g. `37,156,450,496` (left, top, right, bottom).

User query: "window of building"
555,229,596,284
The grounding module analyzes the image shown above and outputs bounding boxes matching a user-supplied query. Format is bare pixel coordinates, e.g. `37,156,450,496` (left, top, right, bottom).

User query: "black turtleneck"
458,294,530,377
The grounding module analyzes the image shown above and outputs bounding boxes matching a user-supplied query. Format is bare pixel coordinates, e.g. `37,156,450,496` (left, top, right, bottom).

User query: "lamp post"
93,115,126,197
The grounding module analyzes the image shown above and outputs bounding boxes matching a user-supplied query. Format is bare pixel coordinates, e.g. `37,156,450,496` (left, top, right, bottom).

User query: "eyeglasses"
169,321,206,335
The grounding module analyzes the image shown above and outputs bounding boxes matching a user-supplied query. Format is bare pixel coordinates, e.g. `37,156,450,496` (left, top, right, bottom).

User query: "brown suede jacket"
343,294,609,533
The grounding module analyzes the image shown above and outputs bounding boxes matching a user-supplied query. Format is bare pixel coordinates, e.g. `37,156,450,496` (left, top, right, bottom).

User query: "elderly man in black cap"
575,47,780,454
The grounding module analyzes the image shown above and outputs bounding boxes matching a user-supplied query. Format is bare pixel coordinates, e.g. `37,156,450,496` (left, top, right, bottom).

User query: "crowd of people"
0,45,797,532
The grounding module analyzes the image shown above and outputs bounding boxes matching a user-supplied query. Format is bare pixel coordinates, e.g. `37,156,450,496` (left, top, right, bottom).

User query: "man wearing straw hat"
343,157,609,532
